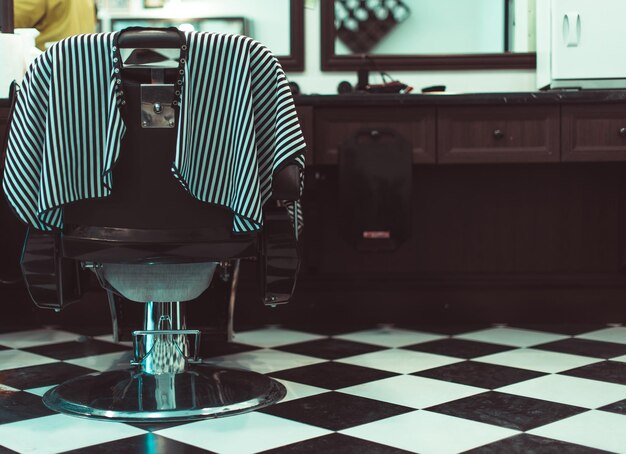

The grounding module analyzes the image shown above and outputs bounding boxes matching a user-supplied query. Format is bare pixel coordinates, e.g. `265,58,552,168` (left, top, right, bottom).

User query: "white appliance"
536,0,626,89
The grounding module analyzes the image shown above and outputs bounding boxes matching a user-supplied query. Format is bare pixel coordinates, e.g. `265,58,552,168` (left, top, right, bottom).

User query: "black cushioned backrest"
63,68,235,236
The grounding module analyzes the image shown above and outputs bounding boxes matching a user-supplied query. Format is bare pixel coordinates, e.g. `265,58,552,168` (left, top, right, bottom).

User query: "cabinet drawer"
438,105,560,164
315,107,436,165
562,103,626,162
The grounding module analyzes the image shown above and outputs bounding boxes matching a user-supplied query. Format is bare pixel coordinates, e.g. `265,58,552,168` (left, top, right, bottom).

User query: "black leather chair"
12,29,302,422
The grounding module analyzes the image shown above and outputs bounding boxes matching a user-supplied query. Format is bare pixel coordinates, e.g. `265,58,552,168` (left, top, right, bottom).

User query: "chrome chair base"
42,364,286,422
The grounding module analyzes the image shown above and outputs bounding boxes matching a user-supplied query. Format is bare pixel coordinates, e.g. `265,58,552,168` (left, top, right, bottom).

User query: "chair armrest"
271,165,301,201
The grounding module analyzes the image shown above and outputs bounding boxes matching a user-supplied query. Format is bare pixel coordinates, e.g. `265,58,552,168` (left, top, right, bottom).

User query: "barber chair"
10,29,302,421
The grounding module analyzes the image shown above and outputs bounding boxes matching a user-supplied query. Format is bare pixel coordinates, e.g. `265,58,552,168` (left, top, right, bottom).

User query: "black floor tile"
276,339,384,360
23,338,130,361
509,323,608,336
1,362,96,389
397,324,490,336
414,361,545,389
283,324,374,336
0,389,55,424
0,445,19,454
561,360,626,385
60,433,212,453
425,391,586,431
259,391,413,431
270,361,397,390
403,338,513,359
464,433,611,454
598,399,626,416
125,421,192,433
533,338,626,359
0,345,9,352
260,433,412,454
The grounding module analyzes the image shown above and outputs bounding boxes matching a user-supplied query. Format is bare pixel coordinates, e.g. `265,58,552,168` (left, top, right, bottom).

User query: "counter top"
294,90,626,106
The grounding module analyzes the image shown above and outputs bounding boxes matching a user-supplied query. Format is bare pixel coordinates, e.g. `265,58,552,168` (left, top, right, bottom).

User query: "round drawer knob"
493,129,505,139
619,128,626,137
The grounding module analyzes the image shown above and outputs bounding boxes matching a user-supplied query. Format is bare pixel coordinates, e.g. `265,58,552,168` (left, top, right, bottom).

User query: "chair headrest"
118,28,183,49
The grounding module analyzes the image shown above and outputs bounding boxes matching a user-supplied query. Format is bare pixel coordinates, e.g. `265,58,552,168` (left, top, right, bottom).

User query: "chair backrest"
58,28,257,265
62,69,236,236
63,28,302,240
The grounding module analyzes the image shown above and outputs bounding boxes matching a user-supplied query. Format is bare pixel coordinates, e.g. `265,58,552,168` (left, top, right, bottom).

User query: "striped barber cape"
2,31,305,233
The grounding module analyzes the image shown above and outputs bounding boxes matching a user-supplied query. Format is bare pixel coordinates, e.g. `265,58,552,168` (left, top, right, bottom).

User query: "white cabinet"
537,0,626,89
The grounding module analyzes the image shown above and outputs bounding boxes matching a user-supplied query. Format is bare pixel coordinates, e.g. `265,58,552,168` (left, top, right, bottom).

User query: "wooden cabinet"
314,106,436,165
293,96,626,318
562,103,626,162
437,105,560,164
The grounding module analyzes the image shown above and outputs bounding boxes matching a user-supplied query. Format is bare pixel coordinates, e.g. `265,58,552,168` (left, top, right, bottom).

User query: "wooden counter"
295,91,626,166
284,92,626,322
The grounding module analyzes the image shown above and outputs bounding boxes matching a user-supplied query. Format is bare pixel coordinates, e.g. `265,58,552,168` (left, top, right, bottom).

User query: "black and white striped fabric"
2,32,305,234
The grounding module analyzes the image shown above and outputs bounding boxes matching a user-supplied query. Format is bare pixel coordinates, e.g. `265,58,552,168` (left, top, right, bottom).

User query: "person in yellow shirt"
14,0,96,51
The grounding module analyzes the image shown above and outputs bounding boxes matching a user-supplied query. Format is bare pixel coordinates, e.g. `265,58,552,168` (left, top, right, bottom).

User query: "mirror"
322,0,535,71
99,0,304,71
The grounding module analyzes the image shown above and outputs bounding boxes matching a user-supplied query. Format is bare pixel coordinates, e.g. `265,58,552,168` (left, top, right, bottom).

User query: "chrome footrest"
131,329,202,370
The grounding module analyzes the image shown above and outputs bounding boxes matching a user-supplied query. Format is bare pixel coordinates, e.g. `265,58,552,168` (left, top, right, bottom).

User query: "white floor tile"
476,348,601,373
66,351,134,372
0,414,145,454
337,348,462,374
455,327,568,348
335,328,445,348
0,329,79,349
0,384,18,392
529,410,626,453
232,328,324,348
93,334,133,347
273,379,328,403
576,327,626,345
208,349,325,374
498,374,626,409
341,410,519,454
339,375,485,409
0,349,58,371
156,412,331,454
612,354,626,363
24,385,56,397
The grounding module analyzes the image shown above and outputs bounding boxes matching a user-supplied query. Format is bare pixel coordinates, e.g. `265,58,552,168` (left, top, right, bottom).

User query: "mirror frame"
320,1,536,71
280,0,305,72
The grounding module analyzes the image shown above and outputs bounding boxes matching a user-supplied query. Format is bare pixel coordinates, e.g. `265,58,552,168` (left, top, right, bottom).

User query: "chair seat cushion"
100,262,217,302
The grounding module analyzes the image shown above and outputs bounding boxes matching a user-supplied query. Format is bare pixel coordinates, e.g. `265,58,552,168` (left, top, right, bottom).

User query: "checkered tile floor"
1,324,626,453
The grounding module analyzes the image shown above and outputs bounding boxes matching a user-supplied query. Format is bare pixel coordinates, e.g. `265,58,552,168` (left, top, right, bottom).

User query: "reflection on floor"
0,324,625,453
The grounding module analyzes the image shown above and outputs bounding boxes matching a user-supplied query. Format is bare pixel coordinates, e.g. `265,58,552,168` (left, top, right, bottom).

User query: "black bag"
339,128,412,252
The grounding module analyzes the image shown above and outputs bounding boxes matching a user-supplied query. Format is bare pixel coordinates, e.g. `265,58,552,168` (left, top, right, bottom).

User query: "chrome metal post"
141,301,189,375
227,260,240,342
106,291,120,343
